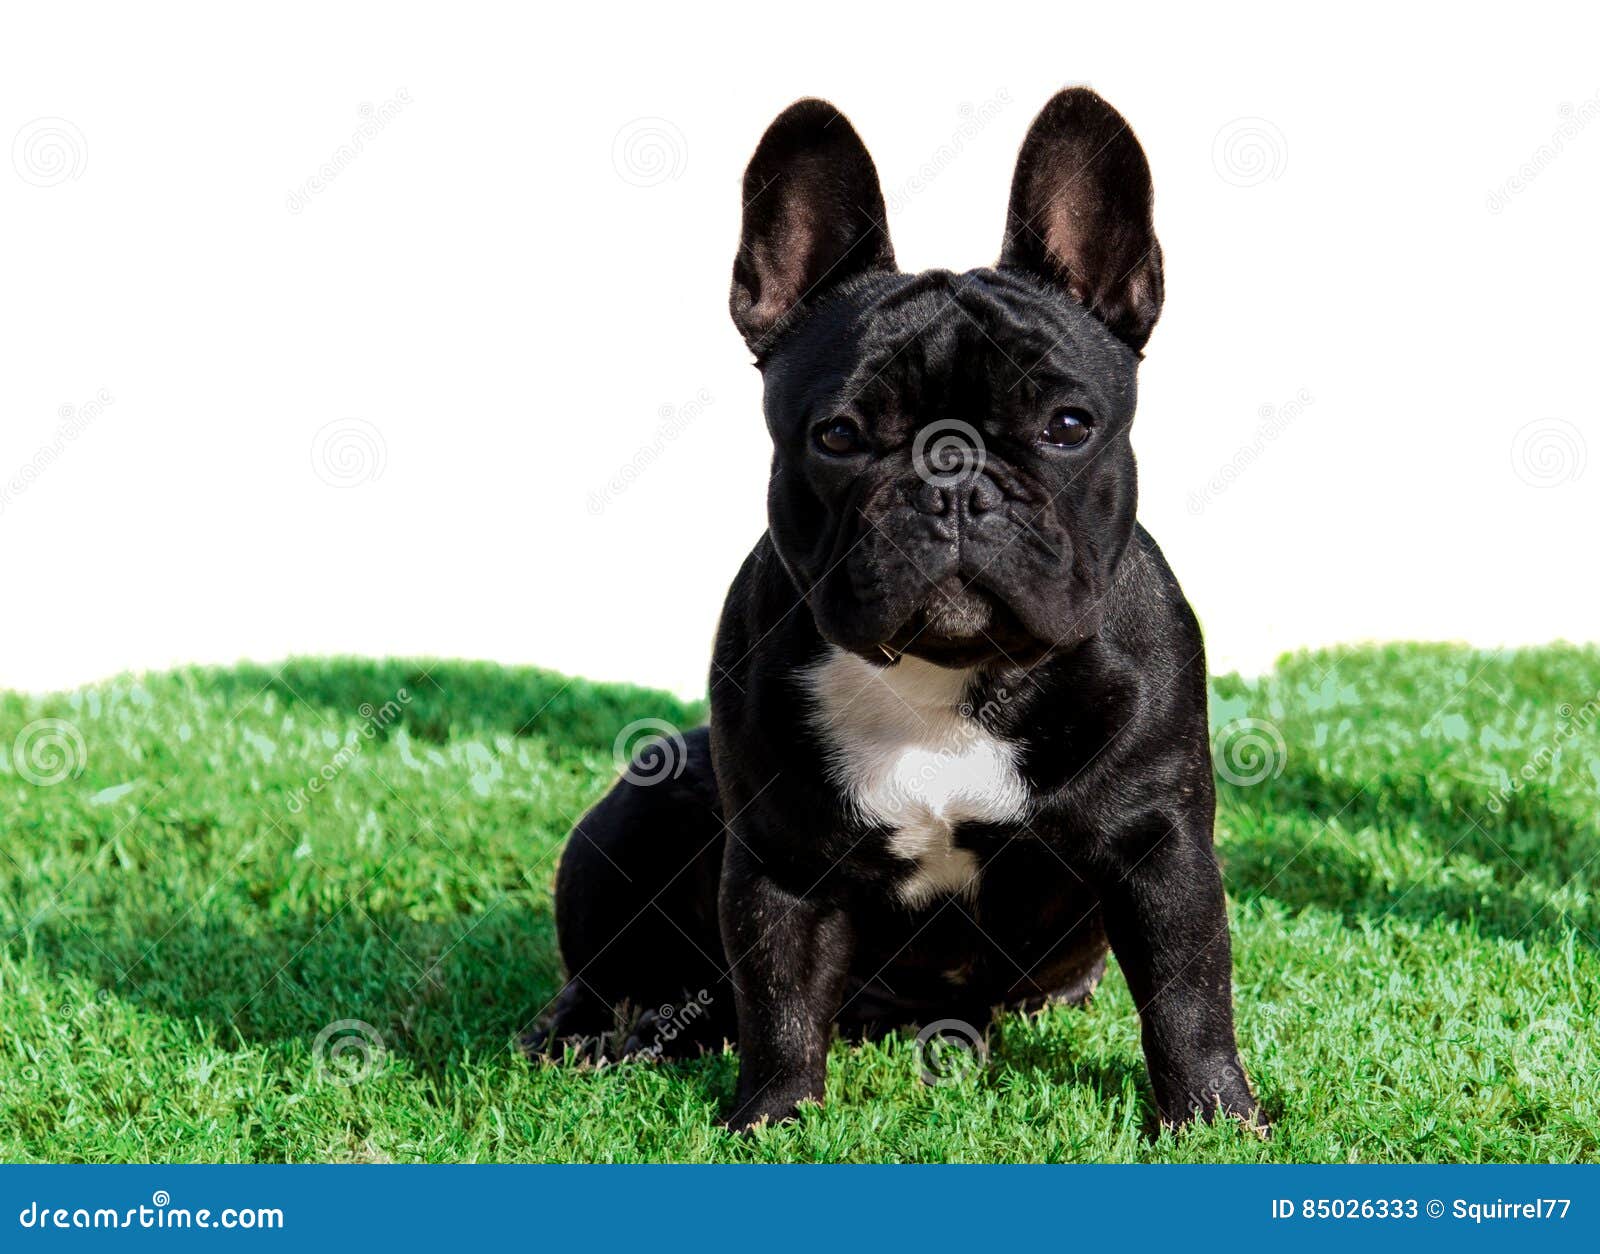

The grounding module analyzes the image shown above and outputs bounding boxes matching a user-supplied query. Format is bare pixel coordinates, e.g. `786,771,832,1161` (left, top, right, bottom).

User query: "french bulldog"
538,87,1267,1136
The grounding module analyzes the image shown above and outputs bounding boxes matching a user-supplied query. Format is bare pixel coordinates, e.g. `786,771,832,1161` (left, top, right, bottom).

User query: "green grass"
1,644,1597,1163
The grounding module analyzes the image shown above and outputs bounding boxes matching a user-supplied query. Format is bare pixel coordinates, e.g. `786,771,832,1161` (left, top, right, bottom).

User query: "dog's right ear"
730,99,896,356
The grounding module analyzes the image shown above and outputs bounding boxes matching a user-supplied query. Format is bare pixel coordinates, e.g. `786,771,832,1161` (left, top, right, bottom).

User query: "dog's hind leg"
533,725,734,1057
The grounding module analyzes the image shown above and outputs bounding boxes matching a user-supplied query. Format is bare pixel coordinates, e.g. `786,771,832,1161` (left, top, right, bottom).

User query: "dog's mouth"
878,577,1046,669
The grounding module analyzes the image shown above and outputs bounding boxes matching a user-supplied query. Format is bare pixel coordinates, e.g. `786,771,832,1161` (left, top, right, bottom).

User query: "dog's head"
731,89,1163,669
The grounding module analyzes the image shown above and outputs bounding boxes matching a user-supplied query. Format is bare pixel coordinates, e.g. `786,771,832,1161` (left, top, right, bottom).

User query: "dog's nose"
965,473,1002,515
912,482,949,516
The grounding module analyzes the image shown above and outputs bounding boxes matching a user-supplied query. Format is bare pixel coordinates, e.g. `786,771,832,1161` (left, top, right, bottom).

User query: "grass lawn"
1,644,1597,1163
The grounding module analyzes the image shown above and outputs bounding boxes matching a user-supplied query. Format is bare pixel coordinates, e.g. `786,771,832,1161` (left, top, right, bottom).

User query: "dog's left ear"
1000,88,1163,351
731,98,896,355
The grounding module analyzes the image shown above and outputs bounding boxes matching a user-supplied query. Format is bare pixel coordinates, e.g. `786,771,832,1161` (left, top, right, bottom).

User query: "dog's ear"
731,99,895,354
999,88,1163,351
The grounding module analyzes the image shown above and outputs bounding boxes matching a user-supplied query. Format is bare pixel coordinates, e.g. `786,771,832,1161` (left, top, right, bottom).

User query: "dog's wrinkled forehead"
763,267,1139,434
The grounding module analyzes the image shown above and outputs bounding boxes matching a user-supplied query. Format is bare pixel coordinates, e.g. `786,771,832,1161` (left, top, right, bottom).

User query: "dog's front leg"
718,842,853,1131
1097,822,1268,1134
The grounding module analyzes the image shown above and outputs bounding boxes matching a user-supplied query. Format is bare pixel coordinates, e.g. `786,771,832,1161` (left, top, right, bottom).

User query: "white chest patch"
800,647,1030,906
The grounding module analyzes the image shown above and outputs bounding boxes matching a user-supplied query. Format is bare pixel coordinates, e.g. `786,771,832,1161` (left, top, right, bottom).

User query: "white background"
2,2,1596,699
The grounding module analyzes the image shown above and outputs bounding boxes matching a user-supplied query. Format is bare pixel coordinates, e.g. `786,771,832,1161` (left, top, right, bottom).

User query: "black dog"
541,88,1266,1135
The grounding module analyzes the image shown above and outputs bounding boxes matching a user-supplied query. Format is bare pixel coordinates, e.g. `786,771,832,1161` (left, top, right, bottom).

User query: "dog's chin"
880,581,1051,670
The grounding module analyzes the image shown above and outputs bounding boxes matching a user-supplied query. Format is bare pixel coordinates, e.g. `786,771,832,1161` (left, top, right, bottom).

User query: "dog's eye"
815,416,866,455
1040,408,1092,448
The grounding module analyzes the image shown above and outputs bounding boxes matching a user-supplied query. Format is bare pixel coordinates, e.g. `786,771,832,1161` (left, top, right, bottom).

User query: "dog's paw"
718,1107,797,1136
1164,1081,1273,1138
521,980,614,1060
720,1086,819,1135
1185,1097,1272,1141
520,1026,613,1067
1159,1066,1271,1140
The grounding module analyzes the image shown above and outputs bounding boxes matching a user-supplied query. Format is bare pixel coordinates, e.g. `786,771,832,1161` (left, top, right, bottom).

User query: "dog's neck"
824,650,978,714
798,646,1028,906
